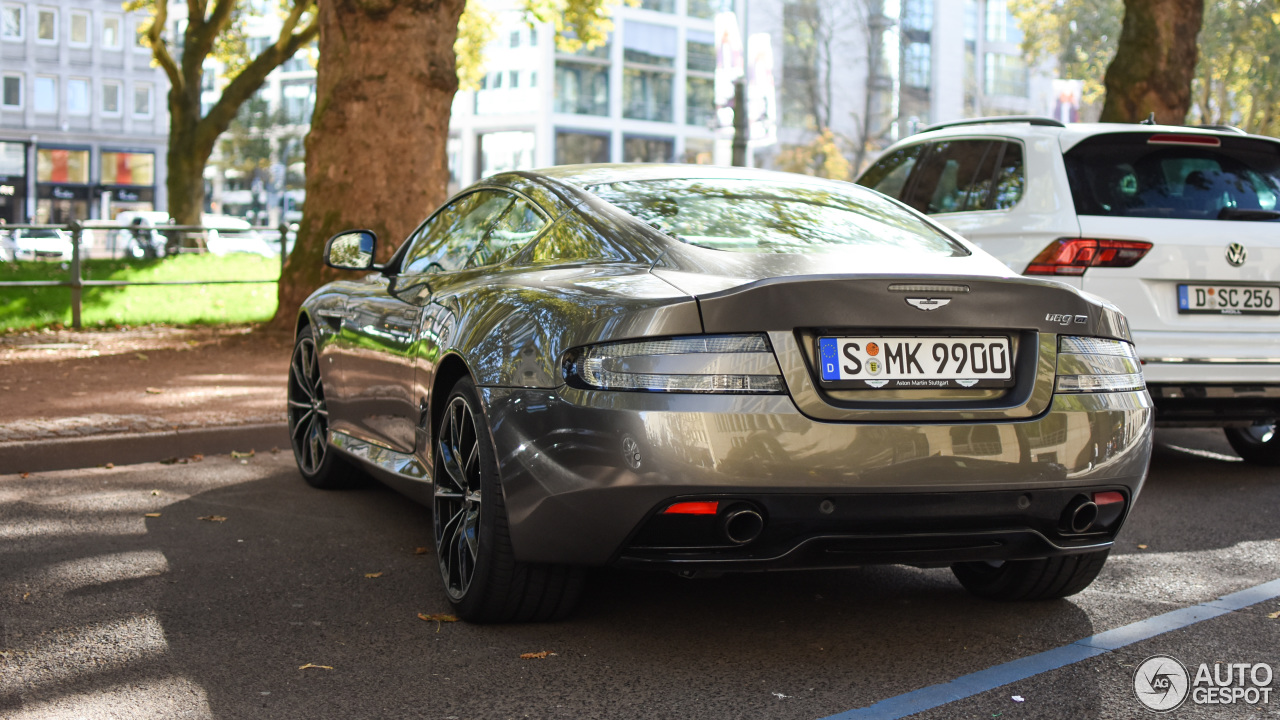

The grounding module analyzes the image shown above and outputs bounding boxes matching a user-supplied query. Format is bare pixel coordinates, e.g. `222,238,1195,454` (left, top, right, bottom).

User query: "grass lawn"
0,253,280,330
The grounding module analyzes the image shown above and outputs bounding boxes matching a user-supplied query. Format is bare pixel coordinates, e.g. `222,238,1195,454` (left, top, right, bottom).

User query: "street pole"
731,0,749,167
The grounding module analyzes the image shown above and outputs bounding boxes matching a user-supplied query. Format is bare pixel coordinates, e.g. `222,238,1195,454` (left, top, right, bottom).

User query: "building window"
687,0,717,19
34,76,56,113
2,74,20,109
70,10,89,46
102,15,120,48
36,7,57,43
903,42,931,90
134,83,153,117
623,21,675,123
984,0,1023,45
682,137,714,164
67,78,90,115
687,29,714,72
530,71,537,88
101,151,155,186
984,53,1028,96
529,27,537,46
554,62,609,116
1,4,22,41
508,70,520,89
686,76,714,126
623,135,673,162
638,0,675,12
510,29,520,48
902,0,933,32
102,81,121,114
556,130,610,165
281,80,315,123
477,131,535,177
37,148,91,183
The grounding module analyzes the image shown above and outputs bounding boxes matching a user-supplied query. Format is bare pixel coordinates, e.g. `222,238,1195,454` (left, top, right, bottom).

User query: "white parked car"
202,214,278,256
1,228,73,261
857,117,1280,464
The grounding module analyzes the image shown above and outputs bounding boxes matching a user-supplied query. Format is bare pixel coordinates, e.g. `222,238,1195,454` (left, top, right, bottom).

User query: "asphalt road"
1,429,1277,720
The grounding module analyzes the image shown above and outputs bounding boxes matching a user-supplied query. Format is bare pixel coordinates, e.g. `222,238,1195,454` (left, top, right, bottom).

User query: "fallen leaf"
145,387,164,394
22,593,29,601
105,463,114,469
364,572,383,578
418,612,458,632
1267,610,1280,619
144,513,161,518
20,472,28,479
1137,544,1148,549
298,663,333,671
414,547,430,555
231,450,255,459
151,490,161,496
135,353,148,360
520,651,556,659
199,515,228,523
270,447,280,454
191,454,204,462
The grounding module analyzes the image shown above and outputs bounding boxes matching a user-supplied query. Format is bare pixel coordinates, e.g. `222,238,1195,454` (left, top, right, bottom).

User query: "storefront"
0,141,28,225
35,146,91,223
98,150,156,217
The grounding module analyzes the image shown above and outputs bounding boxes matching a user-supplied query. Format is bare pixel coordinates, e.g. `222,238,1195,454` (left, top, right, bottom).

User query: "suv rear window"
1064,133,1280,220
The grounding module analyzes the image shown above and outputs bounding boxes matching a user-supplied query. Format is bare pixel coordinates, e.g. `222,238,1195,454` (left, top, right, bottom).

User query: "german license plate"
817,337,1014,389
1177,284,1279,315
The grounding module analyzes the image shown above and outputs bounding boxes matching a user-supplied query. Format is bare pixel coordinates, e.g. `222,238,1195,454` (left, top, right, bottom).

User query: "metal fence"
0,221,291,329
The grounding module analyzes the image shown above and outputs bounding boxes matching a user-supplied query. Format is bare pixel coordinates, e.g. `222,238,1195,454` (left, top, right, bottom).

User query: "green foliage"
456,2,497,92
775,128,852,181
0,255,279,330
1014,0,1280,131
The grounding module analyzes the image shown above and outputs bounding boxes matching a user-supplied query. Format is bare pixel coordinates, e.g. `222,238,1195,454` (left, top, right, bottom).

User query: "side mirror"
324,230,377,270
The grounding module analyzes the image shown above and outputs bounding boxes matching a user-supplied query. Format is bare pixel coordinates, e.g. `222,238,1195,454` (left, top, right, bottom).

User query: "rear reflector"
1147,133,1222,147
1024,238,1153,276
1093,491,1125,505
662,501,720,515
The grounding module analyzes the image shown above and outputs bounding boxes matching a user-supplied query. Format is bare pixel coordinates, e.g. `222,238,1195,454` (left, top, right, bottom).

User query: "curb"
0,423,291,474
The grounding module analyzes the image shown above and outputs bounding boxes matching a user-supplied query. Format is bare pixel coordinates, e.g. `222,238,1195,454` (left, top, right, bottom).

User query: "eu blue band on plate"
819,338,839,381
1178,284,1188,309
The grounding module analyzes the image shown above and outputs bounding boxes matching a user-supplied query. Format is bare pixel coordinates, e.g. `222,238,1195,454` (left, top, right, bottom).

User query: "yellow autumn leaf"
298,663,333,670
520,651,556,659
144,513,162,518
364,572,383,578
414,547,430,555
1267,610,1280,619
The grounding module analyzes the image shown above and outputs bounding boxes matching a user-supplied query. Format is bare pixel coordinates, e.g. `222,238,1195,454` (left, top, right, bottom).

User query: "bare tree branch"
147,0,184,94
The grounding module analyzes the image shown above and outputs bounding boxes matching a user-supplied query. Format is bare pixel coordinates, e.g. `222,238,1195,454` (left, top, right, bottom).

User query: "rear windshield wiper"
1217,207,1280,221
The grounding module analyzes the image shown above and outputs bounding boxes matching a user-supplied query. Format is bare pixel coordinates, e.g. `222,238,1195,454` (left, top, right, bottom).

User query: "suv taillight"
1024,238,1153,276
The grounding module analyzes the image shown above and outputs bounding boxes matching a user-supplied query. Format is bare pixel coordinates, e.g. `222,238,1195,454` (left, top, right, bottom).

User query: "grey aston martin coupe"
288,164,1153,622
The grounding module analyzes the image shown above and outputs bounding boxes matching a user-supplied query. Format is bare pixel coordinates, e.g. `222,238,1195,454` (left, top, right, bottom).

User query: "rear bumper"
480,386,1153,567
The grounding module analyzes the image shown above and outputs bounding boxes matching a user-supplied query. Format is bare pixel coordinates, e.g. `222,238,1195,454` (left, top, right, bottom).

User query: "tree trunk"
270,0,464,330
1099,0,1204,123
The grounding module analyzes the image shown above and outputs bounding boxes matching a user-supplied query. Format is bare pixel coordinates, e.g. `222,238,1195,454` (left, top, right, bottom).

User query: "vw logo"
1226,243,1247,267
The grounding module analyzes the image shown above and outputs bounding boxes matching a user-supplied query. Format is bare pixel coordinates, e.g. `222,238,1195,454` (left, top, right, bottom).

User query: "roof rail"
924,116,1067,132
1191,124,1247,135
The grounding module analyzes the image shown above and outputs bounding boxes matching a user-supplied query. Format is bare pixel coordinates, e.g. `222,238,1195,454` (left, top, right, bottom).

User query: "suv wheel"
1224,423,1280,466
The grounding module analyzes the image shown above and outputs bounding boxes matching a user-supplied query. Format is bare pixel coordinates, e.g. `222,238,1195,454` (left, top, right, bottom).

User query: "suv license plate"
817,337,1014,389
1178,284,1280,315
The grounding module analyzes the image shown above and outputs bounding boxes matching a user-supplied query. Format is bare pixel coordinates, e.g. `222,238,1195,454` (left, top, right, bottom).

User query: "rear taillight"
1024,238,1153,276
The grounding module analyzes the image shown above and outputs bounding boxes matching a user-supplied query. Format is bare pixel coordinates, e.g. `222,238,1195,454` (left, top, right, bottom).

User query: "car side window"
857,144,925,199
901,140,1001,214
991,142,1025,210
467,197,548,268
401,190,516,275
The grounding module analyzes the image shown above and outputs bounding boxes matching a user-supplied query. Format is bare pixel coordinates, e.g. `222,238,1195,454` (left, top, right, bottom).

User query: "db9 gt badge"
906,297,951,311
1226,243,1247,267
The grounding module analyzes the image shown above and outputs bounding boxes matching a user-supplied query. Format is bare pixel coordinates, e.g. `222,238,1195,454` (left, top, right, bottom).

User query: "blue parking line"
821,578,1280,720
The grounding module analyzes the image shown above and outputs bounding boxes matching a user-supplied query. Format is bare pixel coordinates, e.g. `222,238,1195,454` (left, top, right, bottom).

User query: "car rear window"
1064,133,1280,220
588,178,968,256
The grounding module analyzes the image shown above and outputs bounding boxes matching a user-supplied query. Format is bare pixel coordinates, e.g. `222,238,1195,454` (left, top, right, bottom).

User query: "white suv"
856,117,1280,464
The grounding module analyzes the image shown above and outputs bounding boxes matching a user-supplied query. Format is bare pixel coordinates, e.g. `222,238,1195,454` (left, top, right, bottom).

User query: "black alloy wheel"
288,326,357,488
432,376,584,622
1224,423,1280,466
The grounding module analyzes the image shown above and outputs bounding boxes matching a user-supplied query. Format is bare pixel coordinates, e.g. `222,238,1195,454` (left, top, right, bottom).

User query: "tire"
433,376,584,623
287,326,361,489
951,550,1110,601
1224,423,1280,466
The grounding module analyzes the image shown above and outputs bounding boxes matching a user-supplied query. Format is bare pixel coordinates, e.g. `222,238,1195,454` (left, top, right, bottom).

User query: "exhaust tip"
721,506,765,545
1063,497,1099,534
